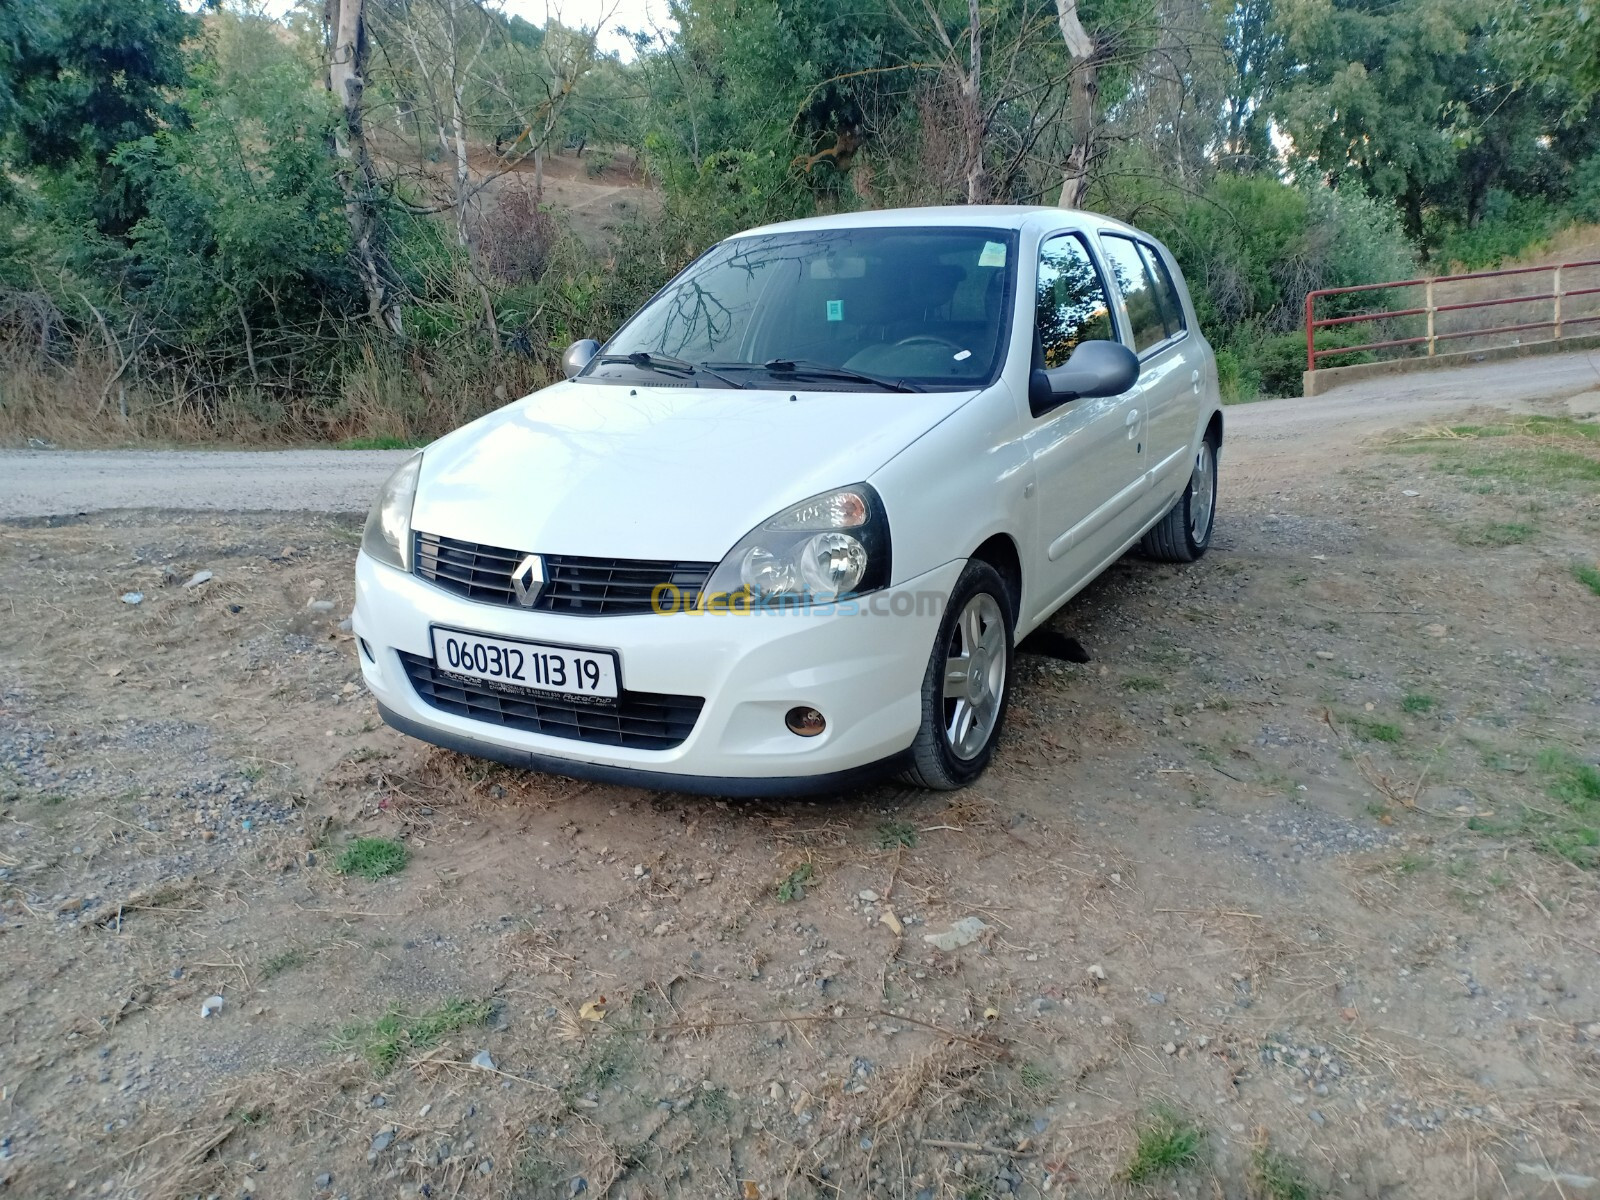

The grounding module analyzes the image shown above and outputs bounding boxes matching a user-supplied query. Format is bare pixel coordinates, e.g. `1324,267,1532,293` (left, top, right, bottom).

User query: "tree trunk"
327,0,401,335
1055,0,1097,209
1402,185,1425,248
962,0,987,203
450,79,471,246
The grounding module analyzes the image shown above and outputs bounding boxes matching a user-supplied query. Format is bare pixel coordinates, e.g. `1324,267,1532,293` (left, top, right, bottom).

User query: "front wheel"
902,560,1014,790
1141,435,1218,562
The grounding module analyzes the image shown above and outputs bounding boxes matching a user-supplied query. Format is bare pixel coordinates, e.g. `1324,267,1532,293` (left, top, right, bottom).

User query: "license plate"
430,628,619,701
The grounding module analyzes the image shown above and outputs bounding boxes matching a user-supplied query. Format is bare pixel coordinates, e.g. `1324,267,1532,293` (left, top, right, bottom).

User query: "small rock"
1514,1163,1597,1189
569,1178,588,1197
370,1129,395,1154
470,1050,496,1071
1163,1042,1178,1055
1401,489,1420,497
200,995,225,1018
314,1173,332,1189
307,599,336,612
858,889,879,902
120,592,143,606
1314,650,1335,660
182,570,214,590
477,1159,493,1175
1086,963,1107,982
338,617,353,633
922,916,987,951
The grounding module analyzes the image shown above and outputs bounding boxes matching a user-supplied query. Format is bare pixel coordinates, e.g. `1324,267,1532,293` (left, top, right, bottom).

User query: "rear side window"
1138,242,1187,337
1099,234,1171,353
1035,234,1115,369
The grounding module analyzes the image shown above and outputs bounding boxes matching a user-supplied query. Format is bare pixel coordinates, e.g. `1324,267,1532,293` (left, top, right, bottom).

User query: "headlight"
702,483,891,607
361,453,422,571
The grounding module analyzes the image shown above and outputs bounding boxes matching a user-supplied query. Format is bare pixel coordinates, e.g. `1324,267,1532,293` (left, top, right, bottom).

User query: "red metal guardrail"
1304,259,1600,372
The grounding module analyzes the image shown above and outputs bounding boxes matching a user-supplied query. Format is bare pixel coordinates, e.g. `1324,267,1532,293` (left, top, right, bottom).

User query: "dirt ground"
2,378,1599,1199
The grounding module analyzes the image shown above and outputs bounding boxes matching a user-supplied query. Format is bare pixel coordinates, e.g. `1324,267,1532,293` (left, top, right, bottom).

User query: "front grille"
413,532,714,615
399,652,703,750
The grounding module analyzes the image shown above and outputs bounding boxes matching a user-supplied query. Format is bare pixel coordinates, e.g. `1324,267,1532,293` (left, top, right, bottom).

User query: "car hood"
410,380,979,561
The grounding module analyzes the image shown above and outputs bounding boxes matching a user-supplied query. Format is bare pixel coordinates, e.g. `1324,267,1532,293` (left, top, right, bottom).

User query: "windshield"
583,226,1019,391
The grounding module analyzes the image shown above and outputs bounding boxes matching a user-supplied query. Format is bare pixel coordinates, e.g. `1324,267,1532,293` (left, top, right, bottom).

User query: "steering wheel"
892,335,966,354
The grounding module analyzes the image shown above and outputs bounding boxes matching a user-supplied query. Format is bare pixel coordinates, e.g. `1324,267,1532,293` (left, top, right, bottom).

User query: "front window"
584,227,1019,391
1035,233,1115,369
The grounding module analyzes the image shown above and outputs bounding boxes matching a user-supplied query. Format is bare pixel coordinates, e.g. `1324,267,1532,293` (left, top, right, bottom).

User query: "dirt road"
3,350,1598,519
0,447,410,519
2,353,1598,1198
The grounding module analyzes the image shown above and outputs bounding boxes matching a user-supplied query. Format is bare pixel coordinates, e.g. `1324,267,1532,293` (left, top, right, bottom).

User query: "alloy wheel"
941,592,1007,760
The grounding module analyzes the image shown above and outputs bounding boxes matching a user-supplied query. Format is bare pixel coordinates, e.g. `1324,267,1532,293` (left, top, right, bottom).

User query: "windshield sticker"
952,349,972,360
826,299,843,321
979,241,1007,268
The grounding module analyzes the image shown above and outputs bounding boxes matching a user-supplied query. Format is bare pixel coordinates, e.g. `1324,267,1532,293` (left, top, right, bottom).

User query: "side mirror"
1028,339,1140,416
561,338,600,379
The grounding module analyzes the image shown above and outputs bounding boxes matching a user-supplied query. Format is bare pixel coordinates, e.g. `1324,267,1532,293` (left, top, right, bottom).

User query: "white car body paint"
353,205,1224,793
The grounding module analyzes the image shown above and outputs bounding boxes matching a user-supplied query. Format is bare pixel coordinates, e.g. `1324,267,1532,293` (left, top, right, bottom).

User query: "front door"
1023,231,1147,623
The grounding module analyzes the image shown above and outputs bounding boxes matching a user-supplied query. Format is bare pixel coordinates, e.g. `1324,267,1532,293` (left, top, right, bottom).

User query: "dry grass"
0,337,551,448
872,1043,995,1135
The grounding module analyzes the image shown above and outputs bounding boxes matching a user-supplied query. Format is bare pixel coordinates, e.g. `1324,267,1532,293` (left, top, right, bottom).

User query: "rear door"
1023,231,1147,620
1098,234,1195,510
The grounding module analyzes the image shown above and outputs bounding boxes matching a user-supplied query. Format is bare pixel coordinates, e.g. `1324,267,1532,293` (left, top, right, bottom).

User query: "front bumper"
353,552,962,793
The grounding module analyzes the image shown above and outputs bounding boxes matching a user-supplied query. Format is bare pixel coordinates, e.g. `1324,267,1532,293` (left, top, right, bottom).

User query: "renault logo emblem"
510,554,545,607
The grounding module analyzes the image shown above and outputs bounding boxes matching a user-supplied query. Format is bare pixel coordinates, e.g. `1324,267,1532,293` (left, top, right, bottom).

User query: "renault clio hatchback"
353,206,1223,795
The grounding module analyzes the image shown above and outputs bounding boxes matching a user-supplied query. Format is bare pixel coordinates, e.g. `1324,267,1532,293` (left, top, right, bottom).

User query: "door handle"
1125,409,1140,426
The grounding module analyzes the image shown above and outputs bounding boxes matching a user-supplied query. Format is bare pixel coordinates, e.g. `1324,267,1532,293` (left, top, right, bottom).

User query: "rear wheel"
1141,435,1218,562
902,560,1014,790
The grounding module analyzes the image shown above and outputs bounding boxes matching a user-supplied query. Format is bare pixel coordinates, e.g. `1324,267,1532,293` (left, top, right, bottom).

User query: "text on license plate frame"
430,626,619,701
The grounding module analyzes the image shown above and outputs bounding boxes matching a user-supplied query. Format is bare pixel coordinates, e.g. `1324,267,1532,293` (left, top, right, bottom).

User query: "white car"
353,206,1222,794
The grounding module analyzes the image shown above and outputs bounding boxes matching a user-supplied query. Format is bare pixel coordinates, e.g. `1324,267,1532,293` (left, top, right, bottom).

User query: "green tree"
1276,0,1597,249
8,0,196,235
1505,0,1600,116
1275,0,1469,243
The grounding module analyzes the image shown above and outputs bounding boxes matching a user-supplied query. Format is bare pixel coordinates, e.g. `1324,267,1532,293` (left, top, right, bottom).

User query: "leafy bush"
1570,152,1600,224
1433,193,1567,270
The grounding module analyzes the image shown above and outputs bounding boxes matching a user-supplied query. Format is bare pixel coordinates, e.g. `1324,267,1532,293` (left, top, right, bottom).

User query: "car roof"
734,204,1137,240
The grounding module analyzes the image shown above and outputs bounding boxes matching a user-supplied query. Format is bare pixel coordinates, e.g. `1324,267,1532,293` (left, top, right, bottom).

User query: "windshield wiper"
592,351,745,389
703,359,922,393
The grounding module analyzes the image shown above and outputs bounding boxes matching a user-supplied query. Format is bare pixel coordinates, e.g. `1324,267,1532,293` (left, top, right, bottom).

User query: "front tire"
902,560,1014,790
1141,435,1218,562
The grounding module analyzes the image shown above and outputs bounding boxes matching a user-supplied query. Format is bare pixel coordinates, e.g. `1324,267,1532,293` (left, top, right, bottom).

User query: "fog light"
358,637,376,664
785,706,826,737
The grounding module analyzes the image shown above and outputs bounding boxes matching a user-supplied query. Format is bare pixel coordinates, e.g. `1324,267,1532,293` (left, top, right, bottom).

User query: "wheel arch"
969,533,1023,624
1205,407,1224,447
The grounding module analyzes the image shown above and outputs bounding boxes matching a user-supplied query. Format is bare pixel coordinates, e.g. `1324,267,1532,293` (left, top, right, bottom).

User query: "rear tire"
901,559,1014,790
1141,435,1218,563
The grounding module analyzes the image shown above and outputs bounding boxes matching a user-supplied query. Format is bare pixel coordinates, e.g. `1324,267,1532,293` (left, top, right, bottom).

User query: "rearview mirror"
561,338,600,379
1028,339,1139,416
